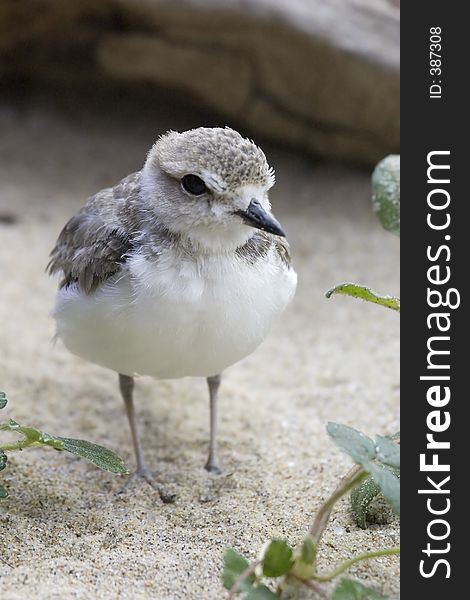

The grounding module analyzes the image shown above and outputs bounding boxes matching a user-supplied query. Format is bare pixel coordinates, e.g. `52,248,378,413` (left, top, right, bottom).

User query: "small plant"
326,155,400,313
350,431,400,530
326,155,400,529
0,391,127,498
223,422,400,598
222,156,401,598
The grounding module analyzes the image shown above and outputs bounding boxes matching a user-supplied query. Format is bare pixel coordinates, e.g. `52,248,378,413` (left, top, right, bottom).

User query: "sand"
0,88,399,599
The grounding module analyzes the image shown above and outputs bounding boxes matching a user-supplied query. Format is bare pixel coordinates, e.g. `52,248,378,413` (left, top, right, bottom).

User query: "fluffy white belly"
52,250,297,378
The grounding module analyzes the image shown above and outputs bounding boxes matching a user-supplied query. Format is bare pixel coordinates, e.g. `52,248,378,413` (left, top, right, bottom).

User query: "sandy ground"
0,89,399,599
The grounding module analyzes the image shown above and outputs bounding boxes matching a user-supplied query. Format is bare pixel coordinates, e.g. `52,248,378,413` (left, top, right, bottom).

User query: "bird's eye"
181,174,207,195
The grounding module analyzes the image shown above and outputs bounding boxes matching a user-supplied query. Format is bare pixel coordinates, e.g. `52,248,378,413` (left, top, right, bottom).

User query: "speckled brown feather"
151,127,275,194
273,237,292,268
48,173,140,293
236,230,292,268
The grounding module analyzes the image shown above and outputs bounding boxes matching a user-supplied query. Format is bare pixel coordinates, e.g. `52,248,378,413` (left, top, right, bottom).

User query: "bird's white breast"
53,247,297,379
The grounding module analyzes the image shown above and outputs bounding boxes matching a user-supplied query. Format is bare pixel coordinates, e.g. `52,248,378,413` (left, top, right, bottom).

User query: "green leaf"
0,392,7,410
351,469,398,529
367,464,400,515
371,155,400,236
223,548,255,591
263,539,294,577
350,435,400,527
0,449,7,471
0,419,19,432
301,535,316,565
246,585,279,599
327,423,376,466
327,425,400,516
58,438,127,474
325,284,400,312
351,476,382,529
375,436,400,469
0,420,64,449
38,431,64,449
0,484,7,498
331,577,393,599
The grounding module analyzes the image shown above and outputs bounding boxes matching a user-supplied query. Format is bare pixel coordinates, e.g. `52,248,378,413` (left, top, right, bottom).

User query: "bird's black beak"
236,199,286,237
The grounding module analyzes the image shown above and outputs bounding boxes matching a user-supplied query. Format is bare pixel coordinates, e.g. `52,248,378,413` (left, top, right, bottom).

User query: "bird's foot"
205,458,222,475
119,465,177,503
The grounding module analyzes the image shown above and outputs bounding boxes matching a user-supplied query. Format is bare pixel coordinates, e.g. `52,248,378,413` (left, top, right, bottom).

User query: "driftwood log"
0,0,399,165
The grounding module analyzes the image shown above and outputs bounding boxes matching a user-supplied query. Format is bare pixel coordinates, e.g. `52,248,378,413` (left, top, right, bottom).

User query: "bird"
48,126,297,482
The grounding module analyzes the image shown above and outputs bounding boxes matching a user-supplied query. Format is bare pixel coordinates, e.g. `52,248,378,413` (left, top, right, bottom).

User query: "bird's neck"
182,224,254,254
136,217,256,259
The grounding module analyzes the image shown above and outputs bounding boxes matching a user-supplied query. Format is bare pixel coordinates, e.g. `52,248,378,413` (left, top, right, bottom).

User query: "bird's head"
141,127,285,251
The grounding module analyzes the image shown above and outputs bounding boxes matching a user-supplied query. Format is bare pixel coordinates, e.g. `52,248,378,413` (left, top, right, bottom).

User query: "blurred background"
0,2,400,599
1,0,399,164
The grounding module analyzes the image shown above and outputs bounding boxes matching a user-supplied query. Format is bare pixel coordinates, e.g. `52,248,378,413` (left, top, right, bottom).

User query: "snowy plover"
49,127,297,479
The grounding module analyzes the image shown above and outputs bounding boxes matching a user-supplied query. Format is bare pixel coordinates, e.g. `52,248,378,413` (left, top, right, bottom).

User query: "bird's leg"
205,373,222,474
119,373,150,480
118,375,177,503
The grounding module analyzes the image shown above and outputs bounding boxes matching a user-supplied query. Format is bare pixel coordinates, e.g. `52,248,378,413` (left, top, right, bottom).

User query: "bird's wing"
48,172,140,294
